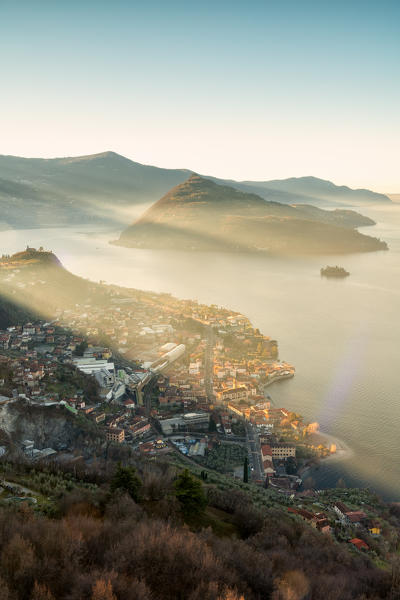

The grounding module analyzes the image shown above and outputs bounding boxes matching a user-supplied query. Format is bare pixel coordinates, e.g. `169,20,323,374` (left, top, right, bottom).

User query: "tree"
174,469,207,518
110,463,142,502
1,533,35,594
74,341,88,356
31,582,56,600
243,456,249,483
208,417,217,433
0,577,10,600
91,579,117,600
286,457,297,475
273,570,309,600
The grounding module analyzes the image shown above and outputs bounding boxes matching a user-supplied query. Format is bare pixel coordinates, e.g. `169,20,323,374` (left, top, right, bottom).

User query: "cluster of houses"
0,322,85,398
103,412,151,445
227,401,292,430
0,276,300,484
288,507,332,534
157,339,208,408
287,499,382,552
55,288,255,366
211,328,294,404
261,442,296,476
56,289,294,420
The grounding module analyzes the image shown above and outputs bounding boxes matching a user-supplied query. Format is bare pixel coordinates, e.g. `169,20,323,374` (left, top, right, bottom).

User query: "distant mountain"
0,151,190,229
115,175,387,255
0,152,391,230
236,176,392,207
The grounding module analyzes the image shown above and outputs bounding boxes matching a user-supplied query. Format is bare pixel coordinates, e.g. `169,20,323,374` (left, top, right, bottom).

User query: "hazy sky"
1,0,399,191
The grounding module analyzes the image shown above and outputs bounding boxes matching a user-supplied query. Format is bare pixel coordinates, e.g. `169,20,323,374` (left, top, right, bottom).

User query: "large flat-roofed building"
94,368,115,388
182,412,210,426
164,344,186,363
106,428,125,443
270,443,296,459
130,420,151,439
217,386,248,404
73,357,115,375
159,412,210,434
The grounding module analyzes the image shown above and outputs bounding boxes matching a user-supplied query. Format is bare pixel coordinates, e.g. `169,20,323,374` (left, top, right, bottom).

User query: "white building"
73,357,115,376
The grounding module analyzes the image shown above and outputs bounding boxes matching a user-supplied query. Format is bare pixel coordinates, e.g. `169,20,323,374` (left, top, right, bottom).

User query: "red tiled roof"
261,444,272,457
349,538,369,550
346,511,367,523
334,502,350,514
288,507,314,520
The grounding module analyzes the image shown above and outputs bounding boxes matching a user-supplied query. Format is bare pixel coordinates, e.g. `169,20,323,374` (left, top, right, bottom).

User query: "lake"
1,204,400,499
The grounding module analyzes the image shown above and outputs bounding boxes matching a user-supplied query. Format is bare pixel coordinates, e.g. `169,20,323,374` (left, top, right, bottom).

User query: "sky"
0,0,399,192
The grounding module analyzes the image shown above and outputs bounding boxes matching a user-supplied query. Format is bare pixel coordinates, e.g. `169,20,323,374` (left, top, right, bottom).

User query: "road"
245,422,264,481
204,326,215,403
1,480,38,497
142,375,159,416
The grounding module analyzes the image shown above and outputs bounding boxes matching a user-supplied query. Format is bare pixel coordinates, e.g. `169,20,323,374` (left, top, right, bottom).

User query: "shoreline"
310,430,353,463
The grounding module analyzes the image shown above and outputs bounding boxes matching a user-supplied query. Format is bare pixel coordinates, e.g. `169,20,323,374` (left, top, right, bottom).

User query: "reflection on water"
1,204,400,499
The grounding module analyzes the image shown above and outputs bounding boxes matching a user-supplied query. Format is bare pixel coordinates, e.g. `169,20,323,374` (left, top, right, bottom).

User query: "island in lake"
320,265,350,278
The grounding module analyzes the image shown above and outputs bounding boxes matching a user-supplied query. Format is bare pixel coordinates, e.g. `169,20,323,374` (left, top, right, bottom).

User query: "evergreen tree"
110,463,142,502
243,456,249,483
208,417,217,433
74,341,88,356
174,469,206,517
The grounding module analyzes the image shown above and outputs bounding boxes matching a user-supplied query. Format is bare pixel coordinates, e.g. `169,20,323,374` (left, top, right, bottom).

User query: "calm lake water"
1,204,400,499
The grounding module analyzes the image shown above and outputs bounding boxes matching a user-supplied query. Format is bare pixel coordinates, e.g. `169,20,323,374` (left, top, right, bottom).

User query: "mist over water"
2,204,400,499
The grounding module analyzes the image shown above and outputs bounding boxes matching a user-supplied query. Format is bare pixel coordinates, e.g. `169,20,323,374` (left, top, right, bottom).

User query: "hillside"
115,175,388,255
230,176,392,207
0,249,101,325
0,397,101,452
0,152,391,230
0,456,397,600
0,152,190,228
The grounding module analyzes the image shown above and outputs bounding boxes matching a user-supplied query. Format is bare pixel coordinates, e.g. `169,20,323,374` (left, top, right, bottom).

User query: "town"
0,249,389,561
0,249,332,490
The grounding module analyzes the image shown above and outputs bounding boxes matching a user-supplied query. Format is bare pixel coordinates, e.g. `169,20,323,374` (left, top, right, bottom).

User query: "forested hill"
116,175,388,255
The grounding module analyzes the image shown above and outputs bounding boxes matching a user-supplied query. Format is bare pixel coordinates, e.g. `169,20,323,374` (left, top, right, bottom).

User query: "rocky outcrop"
0,398,101,451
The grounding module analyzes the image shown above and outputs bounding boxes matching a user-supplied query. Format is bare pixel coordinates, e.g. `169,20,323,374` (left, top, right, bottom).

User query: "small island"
320,265,350,278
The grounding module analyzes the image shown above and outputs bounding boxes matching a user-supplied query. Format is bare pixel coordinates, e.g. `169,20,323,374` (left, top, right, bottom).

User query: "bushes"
0,459,395,600
0,490,393,600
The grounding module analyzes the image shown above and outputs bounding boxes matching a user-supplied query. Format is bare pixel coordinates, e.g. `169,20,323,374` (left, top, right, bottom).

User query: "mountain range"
115,175,387,255
0,151,391,231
